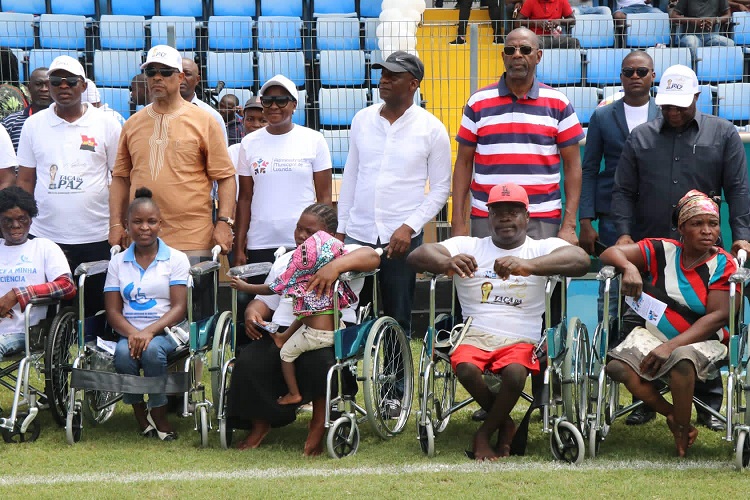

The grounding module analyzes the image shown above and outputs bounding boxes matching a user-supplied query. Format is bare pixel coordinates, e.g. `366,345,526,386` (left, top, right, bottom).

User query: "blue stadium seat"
625,12,671,48
208,16,254,50
94,50,143,87
150,16,197,50
321,129,350,170
645,46,691,84
313,0,357,16
319,50,366,86
733,12,750,45
717,83,750,122
585,48,631,85
50,0,95,16
39,14,87,50
29,50,82,72
697,84,714,115
696,46,743,83
0,13,35,49
99,87,131,119
318,87,367,126
363,17,379,51
0,0,46,15
600,85,623,102
100,15,146,50
571,14,615,48
293,89,307,125
213,0,257,17
110,0,155,17
257,16,303,50
206,51,255,88
317,16,360,50
219,88,253,106
9,47,24,81
260,0,303,17
257,51,306,87
369,49,383,84
538,49,582,85
556,86,600,125
160,0,204,19
359,0,382,17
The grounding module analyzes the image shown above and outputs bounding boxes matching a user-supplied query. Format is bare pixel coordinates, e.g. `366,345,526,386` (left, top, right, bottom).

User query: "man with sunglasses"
1,67,50,154
612,64,750,432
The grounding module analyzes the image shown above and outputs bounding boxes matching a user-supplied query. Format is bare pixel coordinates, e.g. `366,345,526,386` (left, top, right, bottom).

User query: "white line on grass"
0,460,736,486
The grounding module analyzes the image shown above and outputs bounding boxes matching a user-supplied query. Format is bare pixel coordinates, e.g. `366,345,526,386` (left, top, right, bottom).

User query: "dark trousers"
456,0,503,37
55,239,111,316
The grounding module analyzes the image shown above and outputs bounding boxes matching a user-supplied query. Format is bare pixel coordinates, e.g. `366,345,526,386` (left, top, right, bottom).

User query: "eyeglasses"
621,67,651,78
503,45,534,56
49,76,82,87
144,68,180,78
260,96,295,108
1,215,31,228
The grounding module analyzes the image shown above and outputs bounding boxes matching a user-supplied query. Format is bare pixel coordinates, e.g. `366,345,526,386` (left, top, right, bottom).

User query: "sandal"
146,412,178,441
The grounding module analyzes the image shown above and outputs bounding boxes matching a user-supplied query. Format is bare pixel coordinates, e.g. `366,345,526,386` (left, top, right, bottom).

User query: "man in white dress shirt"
180,58,228,145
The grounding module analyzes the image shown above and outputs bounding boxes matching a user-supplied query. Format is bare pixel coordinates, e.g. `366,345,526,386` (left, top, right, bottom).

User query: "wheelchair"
416,270,589,464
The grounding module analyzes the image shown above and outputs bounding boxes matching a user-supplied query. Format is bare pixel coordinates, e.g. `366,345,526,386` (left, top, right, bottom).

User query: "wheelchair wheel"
1,413,41,443
219,416,233,450
736,430,750,470
326,416,360,459
65,406,82,444
362,316,414,439
550,420,585,464
417,421,435,457
210,311,233,412
82,390,117,426
561,317,589,427
587,420,601,459
199,406,209,448
44,307,77,426
417,344,454,436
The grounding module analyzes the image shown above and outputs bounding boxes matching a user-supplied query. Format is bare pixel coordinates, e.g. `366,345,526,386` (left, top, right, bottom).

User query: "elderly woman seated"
600,190,738,457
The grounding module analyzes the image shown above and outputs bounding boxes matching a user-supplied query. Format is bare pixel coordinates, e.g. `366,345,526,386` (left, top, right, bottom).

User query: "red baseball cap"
486,183,529,208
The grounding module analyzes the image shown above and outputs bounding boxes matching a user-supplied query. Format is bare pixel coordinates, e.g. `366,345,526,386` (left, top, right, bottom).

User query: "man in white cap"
612,63,750,431
14,55,122,314
81,79,126,126
110,45,236,258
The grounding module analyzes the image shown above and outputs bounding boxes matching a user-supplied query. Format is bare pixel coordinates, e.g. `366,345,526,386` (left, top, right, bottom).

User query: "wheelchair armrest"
74,260,111,277
597,265,618,281
189,260,221,276
28,297,60,306
338,269,379,282
729,267,750,284
227,262,273,279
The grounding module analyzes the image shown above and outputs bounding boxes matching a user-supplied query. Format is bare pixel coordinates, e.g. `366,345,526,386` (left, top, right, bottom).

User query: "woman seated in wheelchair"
601,190,737,457
0,186,76,361
408,183,590,461
227,203,378,455
104,187,190,441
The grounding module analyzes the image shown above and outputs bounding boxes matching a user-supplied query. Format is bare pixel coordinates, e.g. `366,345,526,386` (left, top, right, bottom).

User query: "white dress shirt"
336,103,451,244
191,94,229,145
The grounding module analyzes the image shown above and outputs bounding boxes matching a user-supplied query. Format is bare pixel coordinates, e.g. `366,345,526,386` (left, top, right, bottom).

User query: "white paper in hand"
624,292,668,326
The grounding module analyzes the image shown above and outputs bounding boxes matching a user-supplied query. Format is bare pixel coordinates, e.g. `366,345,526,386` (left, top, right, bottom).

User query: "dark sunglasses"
621,67,651,78
144,68,180,78
503,45,534,56
49,76,82,87
260,96,295,108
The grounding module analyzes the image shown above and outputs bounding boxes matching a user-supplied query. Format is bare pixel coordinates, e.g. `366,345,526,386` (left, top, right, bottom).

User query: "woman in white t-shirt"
104,187,190,441
0,187,76,361
234,74,332,282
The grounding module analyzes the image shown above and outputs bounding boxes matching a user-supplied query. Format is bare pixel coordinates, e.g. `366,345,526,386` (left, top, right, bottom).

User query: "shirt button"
674,157,679,161
672,204,677,208
673,180,678,184
671,226,676,231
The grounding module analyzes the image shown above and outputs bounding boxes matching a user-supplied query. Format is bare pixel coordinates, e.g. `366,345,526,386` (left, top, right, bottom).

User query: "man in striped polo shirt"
451,27,585,246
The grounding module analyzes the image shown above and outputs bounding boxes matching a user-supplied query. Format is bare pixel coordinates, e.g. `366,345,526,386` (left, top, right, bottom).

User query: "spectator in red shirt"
517,0,581,48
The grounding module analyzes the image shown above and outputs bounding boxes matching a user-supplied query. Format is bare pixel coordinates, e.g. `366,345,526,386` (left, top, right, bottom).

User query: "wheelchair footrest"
70,369,190,395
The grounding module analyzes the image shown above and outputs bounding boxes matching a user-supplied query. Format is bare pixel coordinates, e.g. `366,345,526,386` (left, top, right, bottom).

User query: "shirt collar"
498,75,540,99
47,102,92,127
123,238,171,263
658,109,702,132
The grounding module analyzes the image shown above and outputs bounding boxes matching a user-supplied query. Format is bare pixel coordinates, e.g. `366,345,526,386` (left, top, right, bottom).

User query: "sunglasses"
621,67,651,78
49,76,82,87
260,96,295,108
144,68,180,78
503,45,534,56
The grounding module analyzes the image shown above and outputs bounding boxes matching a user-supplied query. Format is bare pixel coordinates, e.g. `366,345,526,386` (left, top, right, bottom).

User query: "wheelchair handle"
738,249,747,268
74,260,111,277
597,265,618,281
227,262,273,278
110,245,121,257
211,245,221,262
274,246,287,259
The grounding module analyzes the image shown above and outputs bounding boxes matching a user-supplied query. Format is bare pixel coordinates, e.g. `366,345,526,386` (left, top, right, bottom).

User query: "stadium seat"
219,87,253,106
600,85,623,102
257,16,303,51
39,14,87,50
697,84,714,115
556,86,600,125
369,49,383,84
645,46,691,84
50,0,96,16
150,16,197,50
160,0,204,19
0,0,46,15
313,0,357,16
625,12,671,48
213,0,257,17
732,12,750,46
321,129,350,170
99,15,146,50
363,17,379,51
695,46,743,83
260,0,303,18
318,87,368,126
208,16,254,50
257,51,306,87
316,16,360,50
206,51,255,89
293,89,307,125
8,47,24,81
0,13,35,49
99,87,131,119
585,48,631,85
538,49,582,85
319,50,366,86
571,14,615,48
110,0,156,17
359,0,382,17
717,83,750,122
28,49,83,72
94,50,144,87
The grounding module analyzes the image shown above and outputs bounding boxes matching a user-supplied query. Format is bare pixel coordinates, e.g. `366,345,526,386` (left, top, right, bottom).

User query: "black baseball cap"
372,51,424,82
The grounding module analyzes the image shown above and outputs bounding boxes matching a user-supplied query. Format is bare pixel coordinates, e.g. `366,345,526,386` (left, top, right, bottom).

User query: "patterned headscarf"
676,190,720,227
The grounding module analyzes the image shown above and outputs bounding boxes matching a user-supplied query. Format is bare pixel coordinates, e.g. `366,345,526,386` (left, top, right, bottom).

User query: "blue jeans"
574,6,612,15
678,29,734,58
616,4,661,14
0,332,24,362
597,215,620,328
114,334,178,408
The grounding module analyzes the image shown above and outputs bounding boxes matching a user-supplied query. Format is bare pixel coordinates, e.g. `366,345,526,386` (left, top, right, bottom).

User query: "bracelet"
109,223,122,229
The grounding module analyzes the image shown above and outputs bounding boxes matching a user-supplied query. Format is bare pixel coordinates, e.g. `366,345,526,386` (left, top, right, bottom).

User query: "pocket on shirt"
170,139,201,170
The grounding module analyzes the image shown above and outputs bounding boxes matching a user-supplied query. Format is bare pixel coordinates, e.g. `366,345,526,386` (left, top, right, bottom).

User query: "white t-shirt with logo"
0,237,71,335
103,239,190,331
237,125,332,250
16,103,122,244
439,236,570,344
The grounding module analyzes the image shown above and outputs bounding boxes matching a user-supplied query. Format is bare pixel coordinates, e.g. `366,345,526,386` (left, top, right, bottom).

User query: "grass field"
2,341,750,499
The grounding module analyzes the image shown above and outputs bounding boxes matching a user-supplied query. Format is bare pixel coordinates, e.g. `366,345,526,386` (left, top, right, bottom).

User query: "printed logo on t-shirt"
47,162,84,192
123,282,157,311
0,255,38,283
476,276,526,307
251,158,269,175
80,135,98,152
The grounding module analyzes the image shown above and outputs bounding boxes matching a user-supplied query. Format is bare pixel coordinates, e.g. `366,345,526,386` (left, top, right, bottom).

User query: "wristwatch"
217,216,235,230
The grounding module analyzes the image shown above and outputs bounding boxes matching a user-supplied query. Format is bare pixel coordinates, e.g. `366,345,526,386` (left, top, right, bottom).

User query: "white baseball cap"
259,74,298,101
81,79,101,103
141,45,183,72
47,55,85,78
655,64,700,108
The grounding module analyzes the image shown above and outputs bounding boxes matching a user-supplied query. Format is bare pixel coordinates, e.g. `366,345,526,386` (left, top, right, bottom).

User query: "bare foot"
237,421,270,450
278,393,303,405
303,419,325,457
494,417,517,458
666,414,697,457
472,430,499,461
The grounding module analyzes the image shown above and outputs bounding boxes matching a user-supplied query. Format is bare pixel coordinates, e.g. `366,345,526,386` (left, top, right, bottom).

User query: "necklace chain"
682,249,711,269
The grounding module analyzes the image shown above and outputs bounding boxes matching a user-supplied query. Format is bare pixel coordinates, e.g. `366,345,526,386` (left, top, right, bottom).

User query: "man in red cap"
408,182,589,461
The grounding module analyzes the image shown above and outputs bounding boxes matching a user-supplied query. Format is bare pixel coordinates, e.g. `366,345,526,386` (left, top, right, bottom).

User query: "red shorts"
450,343,540,375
